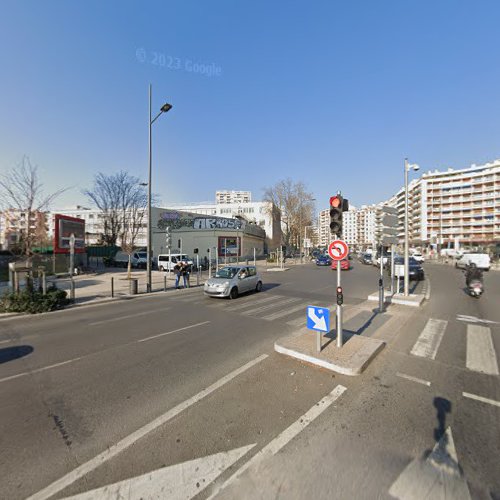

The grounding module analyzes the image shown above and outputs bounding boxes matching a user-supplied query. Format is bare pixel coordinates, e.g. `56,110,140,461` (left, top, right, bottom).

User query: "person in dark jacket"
465,263,483,287
173,263,182,289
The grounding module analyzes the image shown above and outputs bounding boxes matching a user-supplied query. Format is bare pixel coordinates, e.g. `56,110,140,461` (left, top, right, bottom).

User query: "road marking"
0,357,83,384
63,444,256,500
208,384,347,499
224,294,285,311
89,308,168,326
424,277,431,300
0,339,12,345
396,372,431,386
137,321,210,343
27,354,269,500
456,314,499,325
262,302,309,321
462,392,500,408
466,325,499,375
410,318,447,359
242,297,301,316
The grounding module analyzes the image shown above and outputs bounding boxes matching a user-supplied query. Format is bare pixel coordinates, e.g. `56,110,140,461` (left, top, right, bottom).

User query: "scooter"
468,279,483,298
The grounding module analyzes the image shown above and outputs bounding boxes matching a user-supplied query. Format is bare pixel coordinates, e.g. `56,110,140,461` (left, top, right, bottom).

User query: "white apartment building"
215,190,252,204
384,159,500,249
318,204,377,249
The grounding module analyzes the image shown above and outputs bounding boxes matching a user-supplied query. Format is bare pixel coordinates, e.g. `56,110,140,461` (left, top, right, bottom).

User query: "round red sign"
328,240,349,261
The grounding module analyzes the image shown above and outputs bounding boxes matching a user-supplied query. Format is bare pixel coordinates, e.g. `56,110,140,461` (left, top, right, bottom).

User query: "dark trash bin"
129,278,138,295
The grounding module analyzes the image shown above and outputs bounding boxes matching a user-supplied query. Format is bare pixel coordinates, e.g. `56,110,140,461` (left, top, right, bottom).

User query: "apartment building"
318,204,377,249
384,160,500,249
215,190,252,204
0,209,49,251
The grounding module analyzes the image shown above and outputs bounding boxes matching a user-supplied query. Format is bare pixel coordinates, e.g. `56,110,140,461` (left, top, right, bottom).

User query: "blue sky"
1,0,500,212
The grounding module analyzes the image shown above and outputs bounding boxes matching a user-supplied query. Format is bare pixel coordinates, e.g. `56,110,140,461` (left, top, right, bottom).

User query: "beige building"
215,190,252,204
0,208,49,251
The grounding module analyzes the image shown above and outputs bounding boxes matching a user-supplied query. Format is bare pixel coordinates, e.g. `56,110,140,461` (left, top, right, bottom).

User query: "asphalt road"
0,261,498,499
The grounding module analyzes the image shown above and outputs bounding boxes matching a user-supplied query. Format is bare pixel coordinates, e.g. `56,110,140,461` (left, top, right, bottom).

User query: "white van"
157,254,193,272
114,251,149,268
455,253,490,271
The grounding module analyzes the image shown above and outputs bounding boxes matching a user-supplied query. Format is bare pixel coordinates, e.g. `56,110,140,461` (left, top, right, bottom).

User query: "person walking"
181,261,191,288
173,262,182,289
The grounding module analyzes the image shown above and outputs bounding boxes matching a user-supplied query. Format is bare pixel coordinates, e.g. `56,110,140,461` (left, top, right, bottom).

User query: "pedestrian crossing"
173,291,334,324
409,317,499,376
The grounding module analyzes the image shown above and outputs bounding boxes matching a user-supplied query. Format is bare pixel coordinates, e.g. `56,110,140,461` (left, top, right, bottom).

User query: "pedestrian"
181,261,191,288
173,262,181,289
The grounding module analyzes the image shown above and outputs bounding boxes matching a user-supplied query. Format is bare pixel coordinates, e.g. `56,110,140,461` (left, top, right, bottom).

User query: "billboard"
54,214,85,254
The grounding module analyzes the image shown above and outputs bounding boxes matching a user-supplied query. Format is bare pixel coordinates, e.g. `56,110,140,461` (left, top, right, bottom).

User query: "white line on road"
89,308,168,326
27,353,269,500
396,372,431,386
241,297,301,316
0,357,83,384
0,339,12,344
137,321,210,343
466,325,499,375
207,384,347,499
424,277,431,300
224,294,285,312
410,318,447,359
457,314,499,325
262,302,308,321
463,392,500,408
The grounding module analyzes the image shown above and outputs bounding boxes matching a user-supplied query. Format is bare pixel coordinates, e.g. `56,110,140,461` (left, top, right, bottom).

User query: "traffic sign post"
328,239,349,348
307,306,330,352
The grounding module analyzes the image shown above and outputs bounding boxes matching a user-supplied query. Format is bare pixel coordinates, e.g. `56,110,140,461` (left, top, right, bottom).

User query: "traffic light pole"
336,260,343,348
379,245,384,313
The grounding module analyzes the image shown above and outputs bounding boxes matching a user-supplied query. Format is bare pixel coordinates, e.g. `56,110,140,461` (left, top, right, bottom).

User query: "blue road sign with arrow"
307,306,330,333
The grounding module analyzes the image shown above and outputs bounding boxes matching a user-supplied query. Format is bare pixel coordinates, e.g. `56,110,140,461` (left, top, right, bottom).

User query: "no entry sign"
328,240,349,261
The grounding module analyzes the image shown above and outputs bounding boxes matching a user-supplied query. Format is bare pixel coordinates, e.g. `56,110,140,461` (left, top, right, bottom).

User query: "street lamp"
404,158,420,296
299,198,316,263
147,84,172,293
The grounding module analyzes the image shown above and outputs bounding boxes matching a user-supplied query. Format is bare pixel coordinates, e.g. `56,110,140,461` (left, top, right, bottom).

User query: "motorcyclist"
465,263,483,288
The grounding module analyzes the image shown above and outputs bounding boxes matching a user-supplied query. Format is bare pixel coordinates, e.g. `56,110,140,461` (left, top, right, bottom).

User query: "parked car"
391,257,424,280
455,253,490,271
204,265,262,299
315,255,332,266
331,260,351,271
411,252,424,263
113,250,149,269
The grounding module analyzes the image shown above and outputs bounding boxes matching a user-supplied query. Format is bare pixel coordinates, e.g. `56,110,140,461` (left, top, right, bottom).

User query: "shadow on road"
0,345,34,364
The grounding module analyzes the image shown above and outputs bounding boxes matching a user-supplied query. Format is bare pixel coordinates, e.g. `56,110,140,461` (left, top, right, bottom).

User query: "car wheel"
255,281,262,293
229,287,239,300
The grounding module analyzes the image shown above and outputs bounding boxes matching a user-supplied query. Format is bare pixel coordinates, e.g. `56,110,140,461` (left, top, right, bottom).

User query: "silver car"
204,266,262,299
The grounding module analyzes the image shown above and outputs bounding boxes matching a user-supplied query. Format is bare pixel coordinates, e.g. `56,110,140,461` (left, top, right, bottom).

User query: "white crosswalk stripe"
224,294,285,311
466,324,499,375
242,297,301,316
262,302,308,321
410,318,448,359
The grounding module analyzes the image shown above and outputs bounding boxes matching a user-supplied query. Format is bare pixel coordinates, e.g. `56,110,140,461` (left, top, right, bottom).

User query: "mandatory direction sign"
328,240,349,261
307,306,330,333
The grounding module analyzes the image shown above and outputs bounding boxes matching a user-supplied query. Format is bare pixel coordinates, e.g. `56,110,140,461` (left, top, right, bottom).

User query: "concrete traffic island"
367,291,425,307
274,331,385,376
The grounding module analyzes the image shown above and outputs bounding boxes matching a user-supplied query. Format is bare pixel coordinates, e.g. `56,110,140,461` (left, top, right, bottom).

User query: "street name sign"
307,306,330,333
328,240,349,261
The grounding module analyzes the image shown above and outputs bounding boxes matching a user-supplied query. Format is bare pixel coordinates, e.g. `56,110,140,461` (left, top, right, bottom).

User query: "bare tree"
0,156,67,255
83,171,148,278
263,179,315,251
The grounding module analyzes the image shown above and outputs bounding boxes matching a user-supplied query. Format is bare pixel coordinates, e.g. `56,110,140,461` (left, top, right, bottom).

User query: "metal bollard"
70,278,75,301
129,278,138,295
164,275,167,292
111,277,114,298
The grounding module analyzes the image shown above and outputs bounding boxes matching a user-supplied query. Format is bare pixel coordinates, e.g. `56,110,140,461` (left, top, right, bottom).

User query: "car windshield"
137,252,147,258
215,267,239,279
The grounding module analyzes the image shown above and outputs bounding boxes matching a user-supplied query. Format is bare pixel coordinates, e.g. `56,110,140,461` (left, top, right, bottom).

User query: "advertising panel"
218,236,240,257
54,214,86,254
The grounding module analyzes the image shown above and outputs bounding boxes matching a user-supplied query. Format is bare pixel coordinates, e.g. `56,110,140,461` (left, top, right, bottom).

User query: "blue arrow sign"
306,306,330,333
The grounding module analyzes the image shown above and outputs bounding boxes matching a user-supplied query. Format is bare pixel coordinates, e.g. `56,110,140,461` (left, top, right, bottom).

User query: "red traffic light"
330,196,341,208
336,286,343,294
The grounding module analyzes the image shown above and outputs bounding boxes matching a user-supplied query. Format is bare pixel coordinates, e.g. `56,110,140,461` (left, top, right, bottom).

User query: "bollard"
129,278,138,295
70,278,75,302
42,271,47,295
164,275,167,292
111,277,114,298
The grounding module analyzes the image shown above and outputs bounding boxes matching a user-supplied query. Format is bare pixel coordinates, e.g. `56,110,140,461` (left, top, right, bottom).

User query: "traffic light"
336,286,343,305
193,248,198,254
330,195,343,236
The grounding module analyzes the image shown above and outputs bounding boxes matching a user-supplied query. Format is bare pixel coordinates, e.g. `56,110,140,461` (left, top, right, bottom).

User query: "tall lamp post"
299,198,316,263
404,158,420,296
147,84,172,293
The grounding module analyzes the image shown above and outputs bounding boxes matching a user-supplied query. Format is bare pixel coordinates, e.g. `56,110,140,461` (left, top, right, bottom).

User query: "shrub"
0,286,70,314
